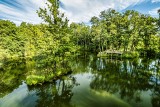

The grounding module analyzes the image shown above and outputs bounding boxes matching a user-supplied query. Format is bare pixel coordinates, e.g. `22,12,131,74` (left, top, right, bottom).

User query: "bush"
122,51,139,59
26,75,45,85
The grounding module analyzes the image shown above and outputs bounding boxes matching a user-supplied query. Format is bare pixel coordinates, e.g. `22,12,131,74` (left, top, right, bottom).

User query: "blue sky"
0,0,160,25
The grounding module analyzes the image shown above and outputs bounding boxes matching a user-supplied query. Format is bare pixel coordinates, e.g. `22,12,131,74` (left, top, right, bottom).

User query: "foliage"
0,0,160,85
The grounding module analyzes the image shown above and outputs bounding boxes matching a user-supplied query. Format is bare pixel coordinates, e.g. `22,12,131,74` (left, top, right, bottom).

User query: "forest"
0,1,160,106
0,0,160,85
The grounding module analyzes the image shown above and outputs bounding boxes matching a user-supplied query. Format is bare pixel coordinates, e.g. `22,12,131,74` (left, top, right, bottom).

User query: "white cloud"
0,0,150,25
59,0,144,23
152,0,160,3
0,0,47,25
149,7,160,17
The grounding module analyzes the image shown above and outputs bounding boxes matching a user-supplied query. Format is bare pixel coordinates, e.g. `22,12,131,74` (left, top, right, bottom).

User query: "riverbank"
97,50,159,59
97,51,139,59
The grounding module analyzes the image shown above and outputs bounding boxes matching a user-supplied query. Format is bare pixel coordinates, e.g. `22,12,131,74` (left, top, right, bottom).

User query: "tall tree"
37,0,73,57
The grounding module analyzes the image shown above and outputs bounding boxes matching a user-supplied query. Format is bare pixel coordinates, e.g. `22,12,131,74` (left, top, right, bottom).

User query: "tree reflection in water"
0,55,160,107
151,59,160,107
90,57,160,106
27,76,78,107
0,59,26,98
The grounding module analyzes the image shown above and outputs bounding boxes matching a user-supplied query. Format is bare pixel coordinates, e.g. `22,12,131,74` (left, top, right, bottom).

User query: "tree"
37,0,69,34
37,0,74,57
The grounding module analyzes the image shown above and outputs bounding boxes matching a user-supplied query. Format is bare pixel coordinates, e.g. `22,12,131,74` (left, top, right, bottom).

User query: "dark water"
0,55,160,107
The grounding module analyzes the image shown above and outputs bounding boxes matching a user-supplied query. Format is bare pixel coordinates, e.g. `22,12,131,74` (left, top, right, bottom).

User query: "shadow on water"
0,55,160,107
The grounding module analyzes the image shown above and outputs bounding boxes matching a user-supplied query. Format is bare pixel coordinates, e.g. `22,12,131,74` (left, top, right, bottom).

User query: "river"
0,55,160,107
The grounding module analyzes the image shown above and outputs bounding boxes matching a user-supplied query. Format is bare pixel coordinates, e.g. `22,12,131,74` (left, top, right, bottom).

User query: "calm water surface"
0,55,160,107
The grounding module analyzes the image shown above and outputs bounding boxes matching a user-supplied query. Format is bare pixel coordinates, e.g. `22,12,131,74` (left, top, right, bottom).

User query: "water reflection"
90,57,160,107
0,56,160,107
27,76,78,107
0,59,26,98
